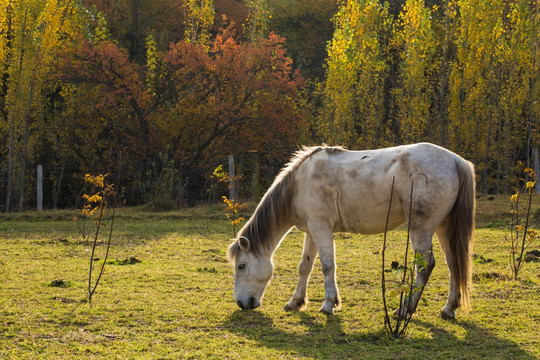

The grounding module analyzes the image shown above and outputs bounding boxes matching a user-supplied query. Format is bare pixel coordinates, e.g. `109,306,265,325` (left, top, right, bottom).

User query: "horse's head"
228,236,273,310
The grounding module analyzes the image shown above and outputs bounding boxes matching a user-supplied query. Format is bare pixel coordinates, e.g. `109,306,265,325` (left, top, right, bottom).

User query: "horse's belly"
339,211,406,234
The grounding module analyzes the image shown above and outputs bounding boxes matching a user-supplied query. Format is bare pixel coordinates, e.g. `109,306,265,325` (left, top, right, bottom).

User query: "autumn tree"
510,0,539,182
245,0,272,42
184,0,215,48
319,0,538,196
446,0,539,193
159,22,307,171
393,0,436,144
419,0,457,148
1,0,85,212
57,34,157,198
321,0,391,149
55,15,307,207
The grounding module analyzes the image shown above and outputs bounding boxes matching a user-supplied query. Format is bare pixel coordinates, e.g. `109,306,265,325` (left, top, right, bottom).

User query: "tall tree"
431,0,458,147
448,0,505,192
184,0,215,48
1,0,84,211
393,0,436,143
245,0,272,42
321,0,391,148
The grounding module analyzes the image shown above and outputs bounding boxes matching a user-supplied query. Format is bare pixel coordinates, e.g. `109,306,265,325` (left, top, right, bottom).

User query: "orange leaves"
47,4,306,207
160,23,306,164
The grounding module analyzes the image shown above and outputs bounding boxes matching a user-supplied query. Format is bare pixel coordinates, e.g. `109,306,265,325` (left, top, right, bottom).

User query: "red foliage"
57,22,307,199
158,21,307,166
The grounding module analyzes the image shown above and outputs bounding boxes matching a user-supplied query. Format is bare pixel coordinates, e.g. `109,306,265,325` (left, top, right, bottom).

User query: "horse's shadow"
224,310,536,359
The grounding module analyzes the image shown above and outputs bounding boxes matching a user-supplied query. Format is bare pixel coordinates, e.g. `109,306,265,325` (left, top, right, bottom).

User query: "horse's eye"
238,264,246,270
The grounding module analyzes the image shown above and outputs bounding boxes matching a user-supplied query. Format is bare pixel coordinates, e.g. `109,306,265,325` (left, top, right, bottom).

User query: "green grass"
0,196,539,359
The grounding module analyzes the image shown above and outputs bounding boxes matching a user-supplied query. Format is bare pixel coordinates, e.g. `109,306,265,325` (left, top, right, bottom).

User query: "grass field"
0,196,539,359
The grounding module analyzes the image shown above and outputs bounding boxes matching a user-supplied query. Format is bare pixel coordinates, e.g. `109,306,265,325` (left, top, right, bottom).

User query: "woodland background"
0,0,538,212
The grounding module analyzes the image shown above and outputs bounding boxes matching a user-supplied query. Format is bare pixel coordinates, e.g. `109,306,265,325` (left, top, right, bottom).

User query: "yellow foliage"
222,196,246,231
183,0,215,49
82,194,103,203
245,0,272,42
510,193,519,203
322,0,390,148
394,0,435,143
80,174,115,220
84,174,107,188
94,11,111,43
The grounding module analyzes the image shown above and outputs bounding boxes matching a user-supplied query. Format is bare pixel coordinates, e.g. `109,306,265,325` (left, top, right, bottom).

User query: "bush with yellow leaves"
507,166,538,280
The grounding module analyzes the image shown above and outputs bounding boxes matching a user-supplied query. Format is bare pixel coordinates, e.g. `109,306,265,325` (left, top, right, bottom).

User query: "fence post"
228,155,236,202
37,164,43,212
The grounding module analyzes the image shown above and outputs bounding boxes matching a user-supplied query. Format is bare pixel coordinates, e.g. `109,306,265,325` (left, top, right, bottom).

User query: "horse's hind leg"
394,230,435,319
284,232,318,311
436,226,460,319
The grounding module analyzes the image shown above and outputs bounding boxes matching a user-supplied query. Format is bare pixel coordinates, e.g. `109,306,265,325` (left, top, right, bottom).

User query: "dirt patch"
473,254,494,264
524,250,540,262
473,272,510,282
48,279,72,288
108,257,142,265
52,296,83,304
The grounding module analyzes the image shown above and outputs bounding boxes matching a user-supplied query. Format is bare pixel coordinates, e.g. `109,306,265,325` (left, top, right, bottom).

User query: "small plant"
223,196,246,237
381,178,425,338
211,164,246,237
77,173,119,306
507,166,538,280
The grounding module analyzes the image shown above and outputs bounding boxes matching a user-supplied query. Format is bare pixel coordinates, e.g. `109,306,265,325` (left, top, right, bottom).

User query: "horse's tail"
446,157,476,311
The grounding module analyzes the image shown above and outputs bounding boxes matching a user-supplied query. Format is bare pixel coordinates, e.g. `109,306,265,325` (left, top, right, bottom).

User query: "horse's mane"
227,145,345,262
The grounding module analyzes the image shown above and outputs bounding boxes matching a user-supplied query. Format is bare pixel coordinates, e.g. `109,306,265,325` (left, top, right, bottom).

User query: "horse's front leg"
284,232,318,311
308,221,341,315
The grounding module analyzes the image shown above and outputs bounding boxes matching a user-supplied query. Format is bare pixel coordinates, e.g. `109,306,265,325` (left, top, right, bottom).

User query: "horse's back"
292,143,467,234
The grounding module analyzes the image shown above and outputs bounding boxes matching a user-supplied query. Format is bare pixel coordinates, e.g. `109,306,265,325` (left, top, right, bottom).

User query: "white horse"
228,143,475,319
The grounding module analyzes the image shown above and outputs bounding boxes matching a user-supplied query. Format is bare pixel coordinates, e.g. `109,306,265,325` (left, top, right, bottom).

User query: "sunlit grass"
0,196,538,359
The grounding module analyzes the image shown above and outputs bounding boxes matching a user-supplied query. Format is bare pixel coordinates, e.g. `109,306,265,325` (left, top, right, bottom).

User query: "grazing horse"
227,143,475,319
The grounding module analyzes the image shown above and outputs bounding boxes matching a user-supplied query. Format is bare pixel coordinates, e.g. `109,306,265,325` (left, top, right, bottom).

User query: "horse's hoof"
319,307,334,315
439,309,456,319
284,298,307,311
320,301,340,315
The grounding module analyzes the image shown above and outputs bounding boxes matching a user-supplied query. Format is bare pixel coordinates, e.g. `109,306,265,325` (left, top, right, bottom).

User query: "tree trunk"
53,162,65,209
5,113,14,213
527,3,538,173
6,5,29,212
457,16,470,150
17,77,36,211
438,0,451,147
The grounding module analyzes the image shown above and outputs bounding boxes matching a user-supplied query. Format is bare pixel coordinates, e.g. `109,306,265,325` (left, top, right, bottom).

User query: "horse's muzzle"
236,296,260,310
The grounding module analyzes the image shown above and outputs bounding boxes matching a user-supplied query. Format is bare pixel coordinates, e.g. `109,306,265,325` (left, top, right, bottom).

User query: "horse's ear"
238,236,250,252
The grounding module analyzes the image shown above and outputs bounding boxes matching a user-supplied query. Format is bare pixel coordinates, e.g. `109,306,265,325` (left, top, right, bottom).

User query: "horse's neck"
244,213,293,257
268,222,293,255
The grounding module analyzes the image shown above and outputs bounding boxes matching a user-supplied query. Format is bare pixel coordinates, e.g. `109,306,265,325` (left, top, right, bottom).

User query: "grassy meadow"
0,196,539,359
